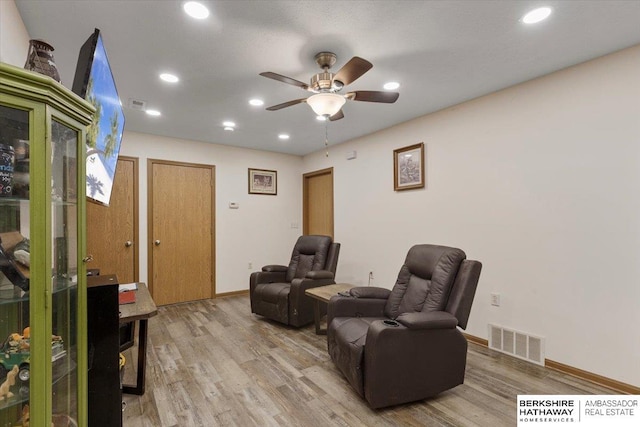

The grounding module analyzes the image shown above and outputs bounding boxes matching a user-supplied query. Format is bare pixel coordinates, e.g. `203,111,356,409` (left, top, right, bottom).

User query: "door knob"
125,240,133,247
82,254,94,263
154,240,161,246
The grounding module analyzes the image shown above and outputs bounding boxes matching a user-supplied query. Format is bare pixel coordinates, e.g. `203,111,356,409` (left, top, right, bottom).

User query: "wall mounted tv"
72,28,125,206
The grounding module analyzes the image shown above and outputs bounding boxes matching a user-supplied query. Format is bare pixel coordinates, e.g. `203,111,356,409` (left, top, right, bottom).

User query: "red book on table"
118,290,136,305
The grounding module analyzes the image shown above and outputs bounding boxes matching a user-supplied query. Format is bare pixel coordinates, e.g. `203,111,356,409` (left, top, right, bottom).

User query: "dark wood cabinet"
87,275,122,427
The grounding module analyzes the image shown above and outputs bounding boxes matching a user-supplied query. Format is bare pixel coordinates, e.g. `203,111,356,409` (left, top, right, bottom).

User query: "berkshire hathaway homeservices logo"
517,395,638,426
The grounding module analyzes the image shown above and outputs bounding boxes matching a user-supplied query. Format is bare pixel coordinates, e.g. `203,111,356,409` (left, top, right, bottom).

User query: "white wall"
0,0,30,66
303,45,640,387
119,131,303,294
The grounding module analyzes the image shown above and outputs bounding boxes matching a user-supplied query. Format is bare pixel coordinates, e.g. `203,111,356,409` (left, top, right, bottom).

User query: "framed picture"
393,142,425,191
248,168,277,195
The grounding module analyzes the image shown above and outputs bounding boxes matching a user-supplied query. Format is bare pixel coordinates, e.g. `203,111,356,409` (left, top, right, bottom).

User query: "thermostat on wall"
229,202,239,209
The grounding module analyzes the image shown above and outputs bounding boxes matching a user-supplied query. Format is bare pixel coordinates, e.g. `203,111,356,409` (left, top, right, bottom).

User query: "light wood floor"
122,295,613,426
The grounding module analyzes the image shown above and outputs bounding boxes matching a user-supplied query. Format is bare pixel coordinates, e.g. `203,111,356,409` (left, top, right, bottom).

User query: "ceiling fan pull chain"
325,118,329,157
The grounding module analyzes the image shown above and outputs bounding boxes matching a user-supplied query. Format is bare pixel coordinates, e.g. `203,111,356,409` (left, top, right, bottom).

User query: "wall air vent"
488,324,545,366
127,98,147,110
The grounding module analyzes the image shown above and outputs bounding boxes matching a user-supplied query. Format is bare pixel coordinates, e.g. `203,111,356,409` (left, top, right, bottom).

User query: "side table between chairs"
305,283,355,334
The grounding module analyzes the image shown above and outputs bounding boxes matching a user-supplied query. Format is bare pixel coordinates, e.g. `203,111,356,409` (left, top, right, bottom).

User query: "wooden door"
148,160,215,305
303,167,334,238
86,156,138,282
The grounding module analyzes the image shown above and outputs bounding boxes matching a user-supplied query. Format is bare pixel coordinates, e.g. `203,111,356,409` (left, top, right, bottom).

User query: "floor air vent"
488,324,545,366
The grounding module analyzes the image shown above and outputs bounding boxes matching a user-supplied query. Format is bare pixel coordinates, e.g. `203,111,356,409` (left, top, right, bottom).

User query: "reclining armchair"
250,235,340,327
327,244,481,409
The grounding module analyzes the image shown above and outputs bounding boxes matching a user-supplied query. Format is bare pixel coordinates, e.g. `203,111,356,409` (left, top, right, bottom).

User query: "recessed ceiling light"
183,1,210,19
278,134,290,140
249,99,264,106
521,7,552,24
383,82,400,90
224,126,234,131
222,121,235,127
145,109,161,116
159,73,179,83
316,115,327,121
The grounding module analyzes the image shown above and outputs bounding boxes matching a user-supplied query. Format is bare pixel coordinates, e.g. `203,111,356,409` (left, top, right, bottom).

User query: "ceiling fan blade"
329,109,344,121
260,72,309,90
347,91,399,103
333,57,373,86
265,98,307,111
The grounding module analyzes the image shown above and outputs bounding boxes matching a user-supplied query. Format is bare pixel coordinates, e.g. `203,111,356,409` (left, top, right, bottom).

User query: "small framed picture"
393,142,425,191
248,168,277,195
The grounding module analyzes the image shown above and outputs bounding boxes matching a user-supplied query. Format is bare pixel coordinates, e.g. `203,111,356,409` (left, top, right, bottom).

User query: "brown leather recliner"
250,235,340,327
327,244,482,409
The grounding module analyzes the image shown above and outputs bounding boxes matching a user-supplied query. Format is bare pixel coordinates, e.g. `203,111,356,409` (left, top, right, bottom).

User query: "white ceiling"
15,1,640,156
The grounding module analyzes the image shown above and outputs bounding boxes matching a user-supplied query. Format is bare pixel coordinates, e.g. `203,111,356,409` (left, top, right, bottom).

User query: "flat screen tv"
72,28,125,206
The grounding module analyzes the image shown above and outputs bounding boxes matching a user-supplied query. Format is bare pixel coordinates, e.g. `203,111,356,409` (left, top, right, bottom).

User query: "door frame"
302,167,334,237
120,156,140,281
147,159,216,298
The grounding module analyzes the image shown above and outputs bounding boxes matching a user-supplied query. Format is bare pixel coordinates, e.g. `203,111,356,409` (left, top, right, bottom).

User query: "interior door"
303,167,334,238
86,156,138,282
148,159,215,305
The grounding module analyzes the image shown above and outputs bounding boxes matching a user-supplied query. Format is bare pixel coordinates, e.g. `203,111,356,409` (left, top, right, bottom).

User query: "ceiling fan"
260,52,399,121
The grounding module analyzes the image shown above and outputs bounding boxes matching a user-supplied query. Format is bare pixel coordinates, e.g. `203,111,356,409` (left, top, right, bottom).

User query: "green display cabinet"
0,62,94,427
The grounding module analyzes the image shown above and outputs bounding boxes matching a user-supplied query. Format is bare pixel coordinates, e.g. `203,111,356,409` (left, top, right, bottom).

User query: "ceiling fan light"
307,93,346,117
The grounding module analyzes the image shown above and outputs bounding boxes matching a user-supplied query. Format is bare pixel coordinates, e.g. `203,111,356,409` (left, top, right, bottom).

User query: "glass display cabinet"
0,63,94,427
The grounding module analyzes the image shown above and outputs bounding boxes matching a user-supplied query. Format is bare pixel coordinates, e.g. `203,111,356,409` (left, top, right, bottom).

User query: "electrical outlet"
491,293,501,307
248,262,253,270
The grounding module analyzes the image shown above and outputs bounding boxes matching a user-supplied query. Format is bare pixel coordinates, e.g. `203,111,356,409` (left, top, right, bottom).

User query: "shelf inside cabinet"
0,285,27,304
0,391,26,412
53,352,77,387
0,197,28,206
0,279,78,306
0,198,78,207
0,352,76,412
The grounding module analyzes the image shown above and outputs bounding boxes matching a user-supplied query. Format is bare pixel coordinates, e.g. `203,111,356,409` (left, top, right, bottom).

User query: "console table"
118,283,157,395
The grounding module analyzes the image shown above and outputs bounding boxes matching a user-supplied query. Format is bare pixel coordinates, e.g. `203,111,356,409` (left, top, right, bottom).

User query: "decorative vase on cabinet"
0,62,94,427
